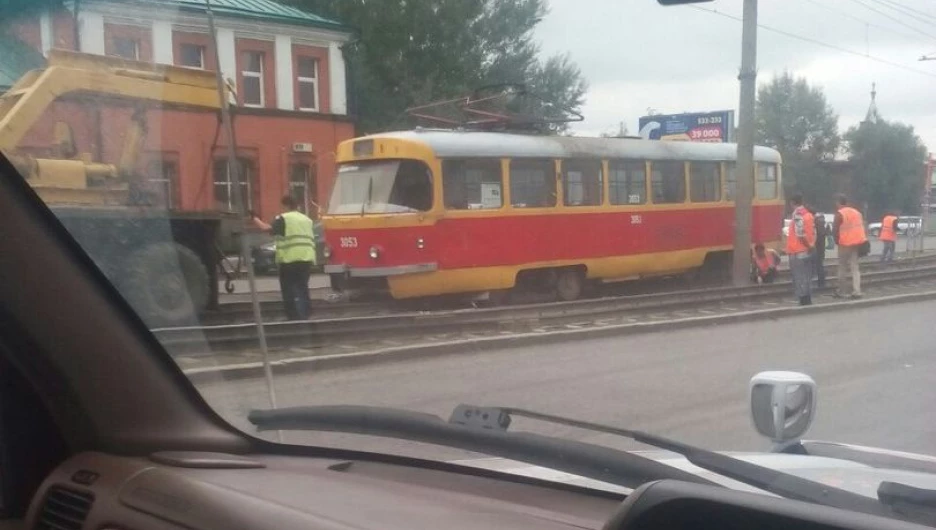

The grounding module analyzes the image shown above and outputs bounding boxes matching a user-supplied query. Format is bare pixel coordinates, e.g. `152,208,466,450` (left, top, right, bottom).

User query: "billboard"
638,110,735,143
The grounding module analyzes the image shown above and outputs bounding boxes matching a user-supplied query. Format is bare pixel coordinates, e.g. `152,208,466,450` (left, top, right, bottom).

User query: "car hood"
452,448,936,499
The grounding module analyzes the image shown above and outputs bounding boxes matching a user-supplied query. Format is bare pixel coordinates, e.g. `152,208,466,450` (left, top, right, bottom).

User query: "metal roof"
148,0,349,31
370,130,783,163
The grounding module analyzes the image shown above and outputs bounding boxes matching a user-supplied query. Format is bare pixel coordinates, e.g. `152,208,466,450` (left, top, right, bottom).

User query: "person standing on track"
786,193,816,306
252,195,318,320
832,195,868,299
879,211,899,263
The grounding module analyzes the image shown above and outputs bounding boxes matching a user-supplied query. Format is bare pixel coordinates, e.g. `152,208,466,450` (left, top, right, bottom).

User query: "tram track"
204,253,936,325
163,258,936,355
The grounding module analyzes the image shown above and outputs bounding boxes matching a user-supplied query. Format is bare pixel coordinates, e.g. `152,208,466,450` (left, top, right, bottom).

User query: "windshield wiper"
247,405,714,490
360,176,373,217
456,406,921,525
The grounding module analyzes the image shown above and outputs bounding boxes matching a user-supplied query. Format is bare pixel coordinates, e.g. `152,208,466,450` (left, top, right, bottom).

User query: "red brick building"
3,0,355,221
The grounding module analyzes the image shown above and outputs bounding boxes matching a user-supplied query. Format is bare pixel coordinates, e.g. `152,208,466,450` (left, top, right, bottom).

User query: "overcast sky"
535,0,936,152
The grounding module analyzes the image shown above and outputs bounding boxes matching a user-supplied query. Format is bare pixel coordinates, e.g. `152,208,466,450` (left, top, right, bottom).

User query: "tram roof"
367,130,782,163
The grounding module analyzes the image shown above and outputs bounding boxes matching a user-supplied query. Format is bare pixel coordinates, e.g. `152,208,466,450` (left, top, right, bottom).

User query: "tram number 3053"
340,236,359,248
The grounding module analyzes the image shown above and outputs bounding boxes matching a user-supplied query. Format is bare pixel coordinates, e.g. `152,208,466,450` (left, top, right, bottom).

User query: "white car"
867,216,922,237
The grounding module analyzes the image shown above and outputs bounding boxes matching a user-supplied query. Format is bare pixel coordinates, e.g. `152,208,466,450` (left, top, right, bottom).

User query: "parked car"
867,216,922,237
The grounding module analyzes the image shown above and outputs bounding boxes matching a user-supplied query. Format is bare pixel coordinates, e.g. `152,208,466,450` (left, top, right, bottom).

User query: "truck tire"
119,242,210,326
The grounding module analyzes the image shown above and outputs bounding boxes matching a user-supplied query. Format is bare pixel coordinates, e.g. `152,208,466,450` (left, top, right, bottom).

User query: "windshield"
4,0,936,507
327,160,432,214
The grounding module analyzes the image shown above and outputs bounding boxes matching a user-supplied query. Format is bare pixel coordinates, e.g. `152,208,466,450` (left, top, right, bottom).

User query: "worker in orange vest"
879,211,899,263
786,193,816,305
751,243,781,284
832,195,868,298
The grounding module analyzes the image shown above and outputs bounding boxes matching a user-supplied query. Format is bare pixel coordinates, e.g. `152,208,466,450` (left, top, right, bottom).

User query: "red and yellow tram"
321,130,784,301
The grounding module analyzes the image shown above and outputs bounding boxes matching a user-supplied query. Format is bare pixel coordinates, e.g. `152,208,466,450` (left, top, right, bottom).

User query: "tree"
844,119,927,219
754,72,840,206
288,0,586,133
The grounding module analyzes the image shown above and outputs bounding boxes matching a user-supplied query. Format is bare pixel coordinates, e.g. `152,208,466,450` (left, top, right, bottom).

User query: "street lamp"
658,0,758,286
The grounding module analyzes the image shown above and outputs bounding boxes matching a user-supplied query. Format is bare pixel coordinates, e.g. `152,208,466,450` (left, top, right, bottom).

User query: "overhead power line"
871,0,936,24
687,4,936,79
798,0,924,42
842,0,936,42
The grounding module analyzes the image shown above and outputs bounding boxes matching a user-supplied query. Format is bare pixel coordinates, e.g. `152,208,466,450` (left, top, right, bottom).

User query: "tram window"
690,162,721,202
608,160,646,205
757,163,778,199
389,160,433,211
510,159,556,208
650,161,686,204
442,159,502,209
562,160,602,206
725,163,737,200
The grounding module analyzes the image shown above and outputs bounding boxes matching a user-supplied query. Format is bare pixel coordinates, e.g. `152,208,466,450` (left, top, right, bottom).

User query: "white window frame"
179,43,205,69
297,56,319,112
242,51,265,108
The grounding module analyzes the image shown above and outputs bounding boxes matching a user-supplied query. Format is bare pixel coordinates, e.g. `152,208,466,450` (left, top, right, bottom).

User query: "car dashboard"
23,451,934,530
26,451,622,530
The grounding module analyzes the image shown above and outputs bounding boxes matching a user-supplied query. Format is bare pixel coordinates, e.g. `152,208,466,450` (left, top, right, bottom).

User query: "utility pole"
731,0,758,286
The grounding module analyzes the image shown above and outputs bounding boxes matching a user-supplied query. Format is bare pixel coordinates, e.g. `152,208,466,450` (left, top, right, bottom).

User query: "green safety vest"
275,210,317,265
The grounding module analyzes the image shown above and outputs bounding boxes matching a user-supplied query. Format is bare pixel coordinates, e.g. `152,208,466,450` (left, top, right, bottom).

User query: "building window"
609,160,646,205
111,36,139,60
509,159,556,208
757,163,778,199
650,161,686,204
213,158,254,211
289,162,317,215
179,43,205,69
241,51,265,107
297,56,319,111
561,159,602,206
146,159,178,208
442,159,502,210
689,162,721,202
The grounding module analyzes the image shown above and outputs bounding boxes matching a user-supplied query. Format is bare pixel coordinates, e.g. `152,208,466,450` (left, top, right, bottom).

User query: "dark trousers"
278,261,313,320
814,250,826,288
751,268,777,284
881,241,896,262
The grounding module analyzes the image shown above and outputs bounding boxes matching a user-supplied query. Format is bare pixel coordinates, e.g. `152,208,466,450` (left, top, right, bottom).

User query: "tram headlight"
369,246,380,260
322,245,332,259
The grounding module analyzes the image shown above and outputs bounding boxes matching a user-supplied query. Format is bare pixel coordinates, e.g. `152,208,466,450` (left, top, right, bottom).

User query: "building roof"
146,0,348,32
0,32,45,91
369,130,783,163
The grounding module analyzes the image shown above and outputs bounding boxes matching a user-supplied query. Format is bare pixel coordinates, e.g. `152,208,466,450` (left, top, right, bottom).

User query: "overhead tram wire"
870,0,936,24
841,0,936,42
797,0,924,42
686,4,936,79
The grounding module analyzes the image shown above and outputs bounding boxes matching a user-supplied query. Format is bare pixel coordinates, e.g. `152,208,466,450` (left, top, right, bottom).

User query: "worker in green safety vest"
252,195,317,320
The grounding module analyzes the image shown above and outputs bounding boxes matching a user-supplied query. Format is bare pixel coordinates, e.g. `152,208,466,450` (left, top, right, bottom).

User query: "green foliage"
754,71,840,204
844,119,927,219
288,0,586,133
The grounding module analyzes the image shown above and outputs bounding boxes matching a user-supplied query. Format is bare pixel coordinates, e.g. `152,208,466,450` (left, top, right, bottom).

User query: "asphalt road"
194,292,936,463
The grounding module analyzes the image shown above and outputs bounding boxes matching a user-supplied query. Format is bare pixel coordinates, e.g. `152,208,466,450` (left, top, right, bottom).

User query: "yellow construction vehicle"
0,49,240,326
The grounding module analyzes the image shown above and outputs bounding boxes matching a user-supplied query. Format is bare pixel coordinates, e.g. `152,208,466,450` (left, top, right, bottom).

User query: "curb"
182,289,936,383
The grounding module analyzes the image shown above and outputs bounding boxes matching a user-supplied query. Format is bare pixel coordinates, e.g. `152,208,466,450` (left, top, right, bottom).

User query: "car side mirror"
750,371,816,448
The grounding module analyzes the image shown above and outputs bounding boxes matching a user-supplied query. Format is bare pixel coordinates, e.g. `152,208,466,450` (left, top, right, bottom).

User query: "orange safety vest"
753,249,778,275
838,206,867,247
786,206,816,255
879,215,898,242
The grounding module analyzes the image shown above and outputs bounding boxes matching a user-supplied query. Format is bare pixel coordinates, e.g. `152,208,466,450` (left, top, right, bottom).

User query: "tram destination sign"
638,110,735,143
